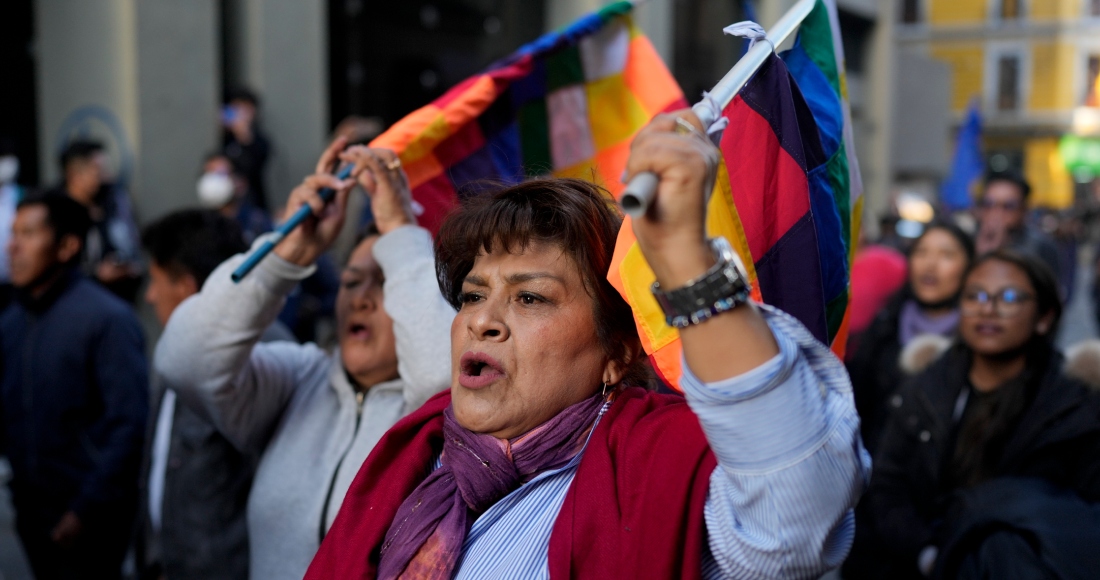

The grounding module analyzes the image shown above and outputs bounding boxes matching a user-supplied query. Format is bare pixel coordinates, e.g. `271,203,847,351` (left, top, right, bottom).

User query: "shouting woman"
302,111,870,579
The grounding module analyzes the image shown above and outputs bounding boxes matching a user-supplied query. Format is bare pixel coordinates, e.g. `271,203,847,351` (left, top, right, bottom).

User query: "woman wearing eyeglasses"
850,249,1100,579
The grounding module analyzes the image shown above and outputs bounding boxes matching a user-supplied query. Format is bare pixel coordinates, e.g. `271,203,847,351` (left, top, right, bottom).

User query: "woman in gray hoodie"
155,139,454,580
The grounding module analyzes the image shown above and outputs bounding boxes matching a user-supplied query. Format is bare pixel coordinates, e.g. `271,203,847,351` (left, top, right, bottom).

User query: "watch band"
650,237,752,329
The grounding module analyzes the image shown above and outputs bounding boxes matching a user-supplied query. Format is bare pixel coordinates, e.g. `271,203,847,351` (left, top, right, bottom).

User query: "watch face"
727,250,749,282
711,236,749,286
651,236,753,328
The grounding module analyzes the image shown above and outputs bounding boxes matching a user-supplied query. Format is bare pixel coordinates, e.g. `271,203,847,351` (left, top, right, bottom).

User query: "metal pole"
231,164,354,283
619,0,817,218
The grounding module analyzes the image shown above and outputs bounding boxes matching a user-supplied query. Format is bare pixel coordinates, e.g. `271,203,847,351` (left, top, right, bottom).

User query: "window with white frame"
985,44,1029,113
997,55,1021,110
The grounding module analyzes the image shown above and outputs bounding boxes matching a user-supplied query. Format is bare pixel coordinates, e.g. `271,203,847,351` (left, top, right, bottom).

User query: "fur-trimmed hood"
899,335,1100,392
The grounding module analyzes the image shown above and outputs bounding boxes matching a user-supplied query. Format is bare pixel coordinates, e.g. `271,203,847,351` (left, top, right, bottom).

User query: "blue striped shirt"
452,304,871,579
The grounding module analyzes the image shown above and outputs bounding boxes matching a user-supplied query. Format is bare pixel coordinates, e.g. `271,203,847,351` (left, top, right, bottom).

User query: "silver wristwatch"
650,237,752,329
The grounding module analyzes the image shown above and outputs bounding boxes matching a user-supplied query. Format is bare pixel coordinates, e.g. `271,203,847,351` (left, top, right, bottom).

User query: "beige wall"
229,0,328,212
860,0,895,235
759,0,799,40
36,0,327,220
134,0,220,220
35,0,220,221
546,0,674,65
35,0,140,186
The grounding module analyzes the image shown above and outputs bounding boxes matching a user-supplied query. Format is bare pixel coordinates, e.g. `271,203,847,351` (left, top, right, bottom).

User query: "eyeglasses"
977,199,1023,212
960,287,1034,317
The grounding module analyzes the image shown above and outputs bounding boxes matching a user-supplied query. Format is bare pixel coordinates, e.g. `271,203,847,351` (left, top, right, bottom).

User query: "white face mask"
196,172,235,208
0,156,18,184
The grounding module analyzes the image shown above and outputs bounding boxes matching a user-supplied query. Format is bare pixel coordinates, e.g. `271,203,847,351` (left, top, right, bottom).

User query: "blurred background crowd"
0,0,1099,579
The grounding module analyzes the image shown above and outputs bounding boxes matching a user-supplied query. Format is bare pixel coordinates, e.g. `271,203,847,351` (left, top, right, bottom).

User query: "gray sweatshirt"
155,225,454,580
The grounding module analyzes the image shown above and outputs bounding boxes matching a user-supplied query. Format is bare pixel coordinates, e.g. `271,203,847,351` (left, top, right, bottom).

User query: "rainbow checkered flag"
371,1,686,233
609,0,864,388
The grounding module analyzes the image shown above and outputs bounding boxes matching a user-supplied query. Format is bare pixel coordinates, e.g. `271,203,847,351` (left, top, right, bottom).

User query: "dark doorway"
0,0,39,187
901,0,921,24
328,0,545,131
673,0,748,104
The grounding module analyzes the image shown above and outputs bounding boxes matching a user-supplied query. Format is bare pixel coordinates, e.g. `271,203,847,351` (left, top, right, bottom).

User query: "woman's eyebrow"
464,274,489,287
505,272,565,285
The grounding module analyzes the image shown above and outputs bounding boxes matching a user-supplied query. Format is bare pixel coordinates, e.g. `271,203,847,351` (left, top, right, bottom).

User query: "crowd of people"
844,171,1100,578
0,86,1097,580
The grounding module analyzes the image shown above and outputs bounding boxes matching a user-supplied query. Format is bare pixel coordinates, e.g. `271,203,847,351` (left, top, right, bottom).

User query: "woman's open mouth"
347,323,371,341
459,352,505,389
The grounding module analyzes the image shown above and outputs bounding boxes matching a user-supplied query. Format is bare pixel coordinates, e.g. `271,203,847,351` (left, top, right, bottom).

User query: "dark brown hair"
983,169,1032,201
434,178,651,387
141,209,247,286
909,221,975,264
17,193,91,264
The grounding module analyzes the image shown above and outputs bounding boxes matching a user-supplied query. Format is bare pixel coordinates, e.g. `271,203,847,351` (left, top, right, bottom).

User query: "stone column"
758,0,798,41
134,0,221,220
35,0,220,221
227,0,328,210
864,0,898,236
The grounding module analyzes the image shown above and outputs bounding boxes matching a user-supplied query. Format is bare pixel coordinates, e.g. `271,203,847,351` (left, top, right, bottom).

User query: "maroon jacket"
305,387,718,579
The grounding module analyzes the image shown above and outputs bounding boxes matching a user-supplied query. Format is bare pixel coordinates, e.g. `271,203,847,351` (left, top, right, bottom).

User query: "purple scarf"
377,393,606,580
898,299,960,346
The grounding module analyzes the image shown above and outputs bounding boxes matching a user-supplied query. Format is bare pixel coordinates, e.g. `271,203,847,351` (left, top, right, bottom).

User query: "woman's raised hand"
625,110,778,380
340,146,417,235
273,137,355,267
623,111,721,289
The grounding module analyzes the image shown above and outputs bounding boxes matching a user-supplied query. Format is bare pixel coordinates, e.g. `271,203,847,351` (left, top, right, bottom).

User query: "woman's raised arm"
625,110,869,578
624,111,778,382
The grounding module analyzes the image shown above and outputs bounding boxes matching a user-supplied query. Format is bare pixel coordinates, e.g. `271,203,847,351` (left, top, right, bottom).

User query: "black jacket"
136,323,292,580
847,292,907,453
846,345,1100,578
223,128,271,211
934,477,1100,579
1011,226,1062,282
136,379,255,580
0,269,148,529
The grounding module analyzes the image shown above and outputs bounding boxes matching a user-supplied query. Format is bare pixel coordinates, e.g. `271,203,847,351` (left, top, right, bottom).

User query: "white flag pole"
619,0,817,218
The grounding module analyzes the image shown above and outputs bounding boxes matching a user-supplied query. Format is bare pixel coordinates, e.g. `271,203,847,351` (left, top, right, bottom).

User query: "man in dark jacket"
974,171,1061,280
935,477,1100,579
48,140,144,302
137,209,294,580
222,88,271,212
1,193,148,579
